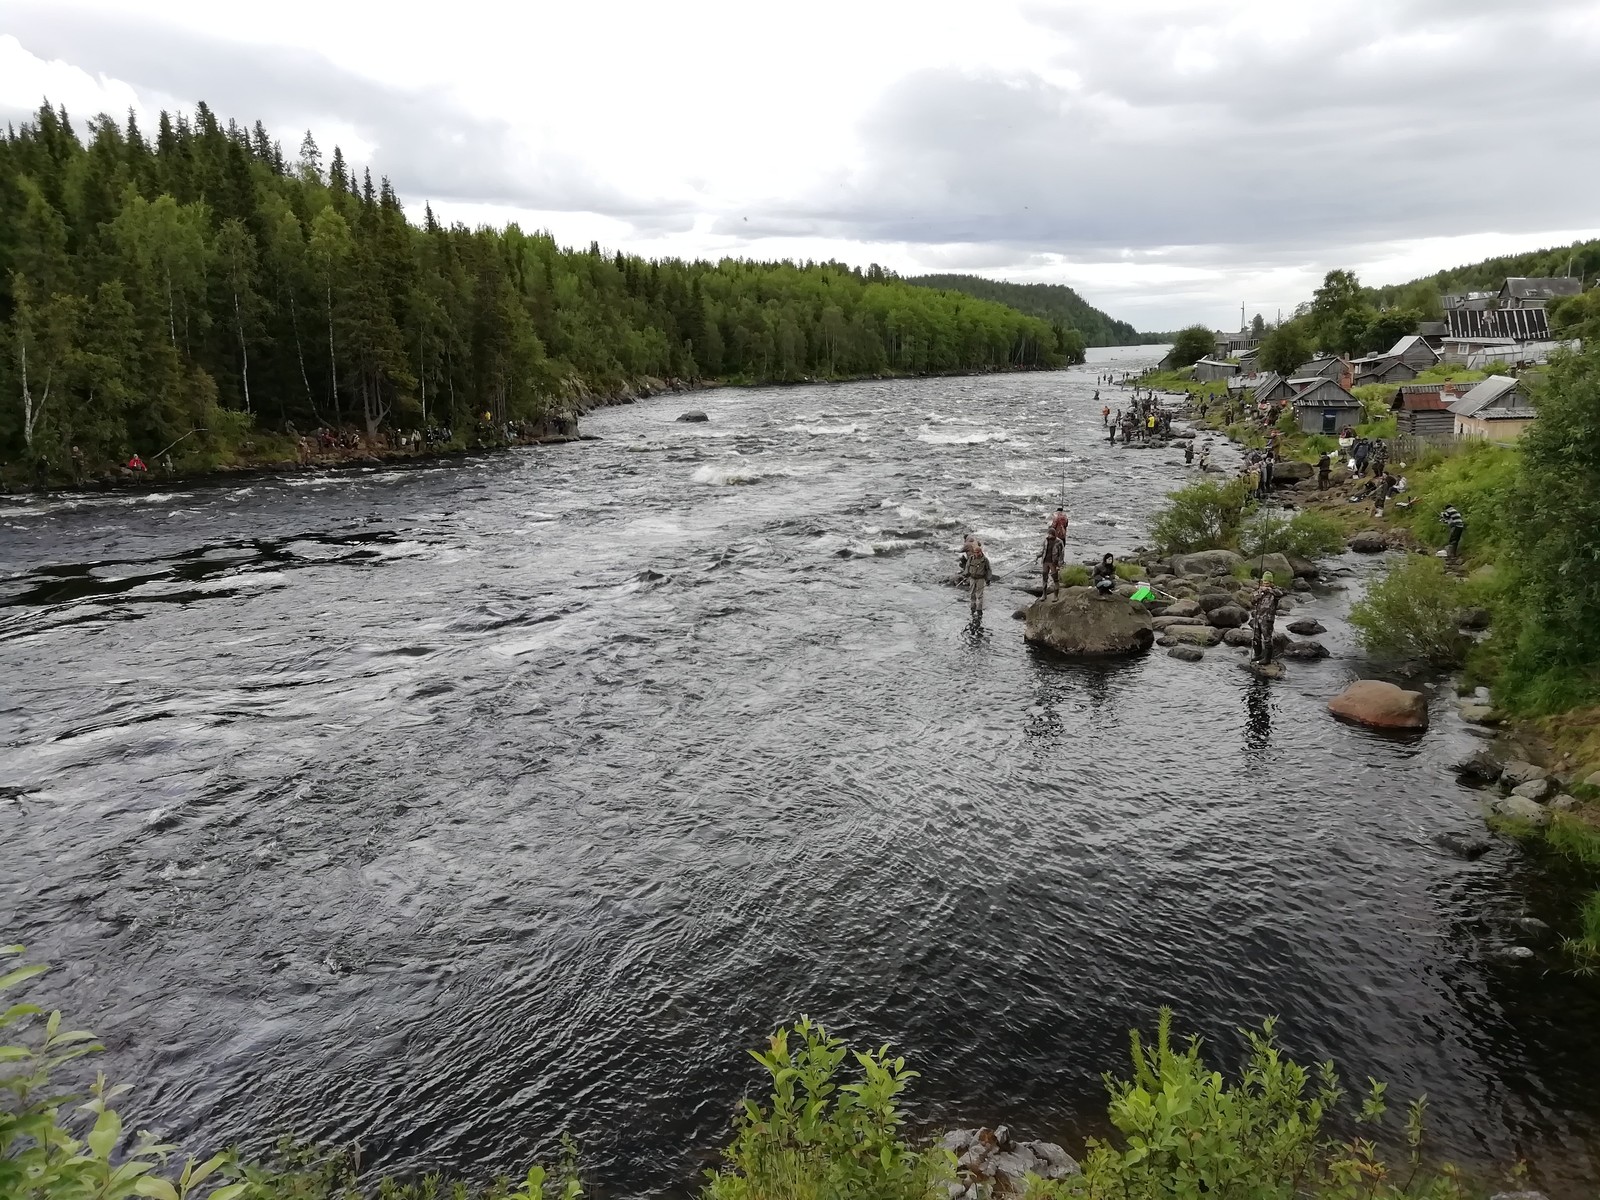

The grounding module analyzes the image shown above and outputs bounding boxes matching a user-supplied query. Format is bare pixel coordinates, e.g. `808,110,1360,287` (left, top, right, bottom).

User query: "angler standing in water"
1041,509,1068,595
961,534,993,616
1249,571,1286,665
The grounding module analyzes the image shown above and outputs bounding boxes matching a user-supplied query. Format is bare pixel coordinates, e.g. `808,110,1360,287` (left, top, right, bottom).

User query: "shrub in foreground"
1349,555,1467,665
1028,1009,1466,1200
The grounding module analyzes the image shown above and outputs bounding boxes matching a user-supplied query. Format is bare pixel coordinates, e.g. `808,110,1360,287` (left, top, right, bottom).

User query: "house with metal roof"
1390,383,1470,440
1498,277,1582,309
1387,334,1441,371
1290,377,1364,435
1249,372,1293,404
1351,355,1417,387
1293,356,1353,390
1441,307,1555,365
1192,357,1240,382
1451,376,1536,441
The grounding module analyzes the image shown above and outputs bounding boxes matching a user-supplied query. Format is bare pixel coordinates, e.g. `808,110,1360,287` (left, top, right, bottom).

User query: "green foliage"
1027,1009,1464,1200
1257,323,1310,377
1545,811,1600,870
1565,890,1600,974
1355,416,1397,440
703,1018,949,1200
1490,347,1600,713
0,947,580,1200
0,103,1068,479
1150,478,1255,556
1058,564,1091,587
1240,511,1344,561
904,275,1144,347
1349,556,1467,665
1169,326,1215,370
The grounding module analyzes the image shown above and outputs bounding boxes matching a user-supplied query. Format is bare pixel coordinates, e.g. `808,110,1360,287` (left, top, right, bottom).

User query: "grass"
1058,564,1090,587
1563,890,1600,974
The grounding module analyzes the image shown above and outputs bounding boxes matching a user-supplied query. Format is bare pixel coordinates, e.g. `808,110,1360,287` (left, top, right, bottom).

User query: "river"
4,346,1600,1197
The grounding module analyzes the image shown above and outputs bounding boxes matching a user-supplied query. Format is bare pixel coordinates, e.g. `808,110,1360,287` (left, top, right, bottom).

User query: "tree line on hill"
903,274,1146,348
0,102,1081,477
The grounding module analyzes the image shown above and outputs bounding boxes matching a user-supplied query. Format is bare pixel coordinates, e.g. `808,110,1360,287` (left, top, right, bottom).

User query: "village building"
1498,277,1582,309
1288,377,1364,435
1441,306,1558,366
1293,356,1353,390
1388,334,1441,371
1415,319,1449,350
1236,346,1261,374
1389,382,1471,441
1192,357,1240,382
1350,355,1417,387
1451,376,1537,441
1248,372,1294,404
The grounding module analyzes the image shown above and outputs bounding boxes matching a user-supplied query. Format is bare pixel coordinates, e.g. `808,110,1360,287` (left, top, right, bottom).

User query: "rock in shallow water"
1435,830,1492,860
1023,587,1154,656
1287,618,1326,635
675,411,709,422
1168,645,1205,662
1328,680,1428,730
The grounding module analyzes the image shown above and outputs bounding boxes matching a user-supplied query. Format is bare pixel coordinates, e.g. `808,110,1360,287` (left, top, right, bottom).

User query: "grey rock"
1459,703,1500,726
1549,794,1580,813
1512,777,1555,802
1170,549,1244,576
1292,578,1313,593
1287,618,1326,635
1349,531,1388,553
1197,591,1240,613
1500,761,1550,788
1247,552,1295,582
1241,660,1286,680
941,1130,976,1155
1456,752,1504,787
1457,607,1492,630
1492,945,1537,963
1208,604,1249,629
1278,640,1330,660
1012,607,1028,621
1165,624,1223,647
1434,831,1492,860
1024,587,1155,656
1512,916,1552,938
1163,598,1201,617
675,411,710,422
1285,553,1320,579
1152,615,1208,630
1489,794,1550,826
1168,645,1205,662
1585,770,1600,789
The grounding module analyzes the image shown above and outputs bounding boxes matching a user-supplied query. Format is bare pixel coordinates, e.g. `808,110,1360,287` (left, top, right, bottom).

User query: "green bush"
1150,478,1256,555
0,948,580,1200
1564,890,1600,975
1240,511,1345,561
703,1018,948,1200
1026,1009,1465,1200
1058,564,1091,587
1349,555,1468,665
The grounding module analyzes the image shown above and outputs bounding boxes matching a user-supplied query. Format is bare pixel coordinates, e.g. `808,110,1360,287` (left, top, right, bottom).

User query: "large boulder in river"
1024,587,1154,656
1170,549,1243,576
1348,531,1388,553
675,411,710,422
1270,460,1314,484
1245,553,1295,582
1208,604,1249,629
1163,624,1223,647
1328,680,1428,730
1163,598,1201,618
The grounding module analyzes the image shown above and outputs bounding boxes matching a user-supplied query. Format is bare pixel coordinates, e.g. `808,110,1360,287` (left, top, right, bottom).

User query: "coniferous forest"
0,102,1087,482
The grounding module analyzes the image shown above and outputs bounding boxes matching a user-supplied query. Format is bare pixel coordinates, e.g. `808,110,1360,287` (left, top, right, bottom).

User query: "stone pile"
940,1127,1079,1200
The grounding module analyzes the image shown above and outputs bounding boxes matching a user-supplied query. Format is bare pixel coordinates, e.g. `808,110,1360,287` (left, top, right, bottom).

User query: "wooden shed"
1387,334,1441,371
1389,385,1460,441
1289,377,1364,435
1192,357,1240,382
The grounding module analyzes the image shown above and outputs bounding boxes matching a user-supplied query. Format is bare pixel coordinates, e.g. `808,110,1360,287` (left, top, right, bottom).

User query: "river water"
4,346,1600,1197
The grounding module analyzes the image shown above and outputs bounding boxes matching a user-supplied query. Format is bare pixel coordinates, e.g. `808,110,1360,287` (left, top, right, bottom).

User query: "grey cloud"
4,3,639,216
785,2,1600,262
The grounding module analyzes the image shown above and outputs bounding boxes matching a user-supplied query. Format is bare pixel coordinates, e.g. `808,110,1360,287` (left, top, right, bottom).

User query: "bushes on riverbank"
1349,556,1468,666
5,950,1497,1200
1149,478,1255,555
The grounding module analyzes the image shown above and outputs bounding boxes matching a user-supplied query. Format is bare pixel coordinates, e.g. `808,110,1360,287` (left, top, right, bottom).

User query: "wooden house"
1498,277,1582,309
1387,334,1441,371
1351,355,1417,386
1451,377,1536,441
1289,378,1364,435
1294,356,1353,390
1192,357,1240,382
1249,372,1293,404
1389,384,1467,440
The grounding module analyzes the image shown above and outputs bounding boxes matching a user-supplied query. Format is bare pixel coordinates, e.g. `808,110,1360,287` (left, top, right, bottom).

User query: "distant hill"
905,274,1148,346
1370,237,1600,307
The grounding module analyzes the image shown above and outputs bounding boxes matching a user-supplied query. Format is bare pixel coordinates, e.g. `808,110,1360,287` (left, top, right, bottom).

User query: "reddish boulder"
1328,680,1428,730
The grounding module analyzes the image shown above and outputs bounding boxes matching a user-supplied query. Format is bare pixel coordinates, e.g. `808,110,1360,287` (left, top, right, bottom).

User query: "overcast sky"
4,0,1599,332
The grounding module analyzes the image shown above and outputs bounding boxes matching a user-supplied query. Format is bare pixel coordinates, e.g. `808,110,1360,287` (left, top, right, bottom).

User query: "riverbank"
1155,370,1600,971
0,361,1069,498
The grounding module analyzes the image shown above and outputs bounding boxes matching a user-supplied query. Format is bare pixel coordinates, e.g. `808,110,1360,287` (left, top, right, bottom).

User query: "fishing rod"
151,427,206,460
